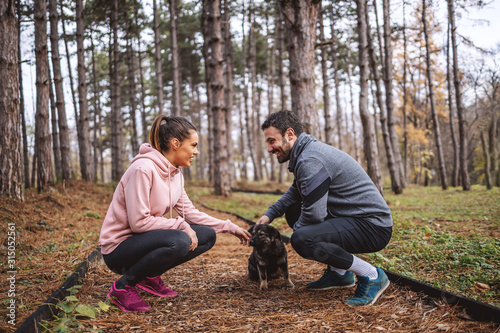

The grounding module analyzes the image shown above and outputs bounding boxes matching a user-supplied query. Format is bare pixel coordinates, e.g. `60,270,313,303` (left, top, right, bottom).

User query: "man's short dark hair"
261,110,304,137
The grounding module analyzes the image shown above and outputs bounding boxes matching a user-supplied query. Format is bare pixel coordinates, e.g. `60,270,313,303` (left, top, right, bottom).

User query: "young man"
257,110,393,306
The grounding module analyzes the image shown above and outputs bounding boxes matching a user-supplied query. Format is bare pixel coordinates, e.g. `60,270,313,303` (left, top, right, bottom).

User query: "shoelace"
124,287,143,303
353,280,370,297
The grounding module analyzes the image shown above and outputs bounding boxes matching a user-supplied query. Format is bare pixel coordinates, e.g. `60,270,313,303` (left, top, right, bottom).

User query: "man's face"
263,126,292,164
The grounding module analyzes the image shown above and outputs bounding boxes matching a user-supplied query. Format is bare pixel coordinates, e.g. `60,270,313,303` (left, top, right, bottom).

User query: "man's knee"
290,230,311,258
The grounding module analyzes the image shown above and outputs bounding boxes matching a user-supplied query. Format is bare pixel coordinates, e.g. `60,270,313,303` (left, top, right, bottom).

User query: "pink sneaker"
107,281,151,313
136,276,178,297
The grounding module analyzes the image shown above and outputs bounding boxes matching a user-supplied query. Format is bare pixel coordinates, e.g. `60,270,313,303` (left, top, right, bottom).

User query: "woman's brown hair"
149,115,197,153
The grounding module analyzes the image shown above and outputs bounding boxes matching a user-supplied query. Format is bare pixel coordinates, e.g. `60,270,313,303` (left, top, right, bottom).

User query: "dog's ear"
248,225,255,234
272,227,281,240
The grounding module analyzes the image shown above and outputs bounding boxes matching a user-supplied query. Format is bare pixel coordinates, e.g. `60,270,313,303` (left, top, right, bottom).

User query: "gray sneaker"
307,269,356,290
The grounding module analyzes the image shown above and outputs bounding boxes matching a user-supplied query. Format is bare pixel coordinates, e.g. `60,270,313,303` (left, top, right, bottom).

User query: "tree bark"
202,0,214,182
206,0,230,196
0,0,23,200
48,68,62,178
319,3,332,146
59,2,79,134
34,0,54,192
423,0,448,190
447,0,471,190
153,0,164,114
126,35,139,156
382,0,405,189
480,131,492,189
356,0,383,195
223,0,235,186
248,0,263,181
49,0,72,181
446,21,460,187
18,1,30,188
111,0,123,181
169,0,182,116
366,8,402,194
90,36,102,182
278,0,320,137
328,9,343,150
76,0,93,182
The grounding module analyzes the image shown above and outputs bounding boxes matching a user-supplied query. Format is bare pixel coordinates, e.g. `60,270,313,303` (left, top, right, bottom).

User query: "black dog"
248,224,294,290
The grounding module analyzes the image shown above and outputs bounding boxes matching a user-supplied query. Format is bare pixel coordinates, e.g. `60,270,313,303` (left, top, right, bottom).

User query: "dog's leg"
279,262,294,288
257,265,268,290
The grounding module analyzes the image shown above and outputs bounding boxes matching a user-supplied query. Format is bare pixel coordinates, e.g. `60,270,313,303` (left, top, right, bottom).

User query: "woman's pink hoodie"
99,143,239,254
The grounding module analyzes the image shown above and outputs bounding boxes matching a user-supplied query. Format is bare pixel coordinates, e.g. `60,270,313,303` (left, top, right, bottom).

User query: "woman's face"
171,130,199,168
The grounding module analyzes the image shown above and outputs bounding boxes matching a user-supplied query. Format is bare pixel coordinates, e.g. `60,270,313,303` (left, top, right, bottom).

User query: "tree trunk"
480,131,492,189
278,0,320,137
153,0,164,114
382,0,405,189
328,9,343,150
169,0,182,116
446,21,460,187
223,0,235,186
126,34,139,156
447,0,470,190
422,0,448,190
134,1,148,144
48,68,62,178
242,4,259,182
111,0,123,181
347,53,360,163
485,72,499,187
49,0,72,181
356,0,383,195
60,2,79,134
34,0,54,192
76,0,93,182
402,0,408,184
277,11,287,184
366,8,402,194
206,0,230,196
18,1,30,188
90,36,102,182
319,4,332,146
248,0,263,181
201,0,214,182
0,0,23,200
267,9,277,181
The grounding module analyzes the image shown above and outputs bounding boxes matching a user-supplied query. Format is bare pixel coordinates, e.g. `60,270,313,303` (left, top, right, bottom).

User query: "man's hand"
186,228,199,251
234,227,251,246
257,215,271,225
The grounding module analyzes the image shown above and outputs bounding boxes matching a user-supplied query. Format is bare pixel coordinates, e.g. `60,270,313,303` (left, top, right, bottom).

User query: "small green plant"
41,284,109,332
84,211,102,219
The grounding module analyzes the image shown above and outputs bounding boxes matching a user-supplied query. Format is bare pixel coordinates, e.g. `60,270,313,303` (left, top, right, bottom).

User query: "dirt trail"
77,208,498,332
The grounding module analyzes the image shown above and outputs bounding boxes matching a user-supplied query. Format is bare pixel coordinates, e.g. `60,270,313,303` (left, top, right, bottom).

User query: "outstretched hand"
234,227,251,246
256,215,271,225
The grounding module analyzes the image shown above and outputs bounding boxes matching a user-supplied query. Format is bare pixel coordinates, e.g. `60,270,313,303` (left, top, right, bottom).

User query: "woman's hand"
186,228,199,251
234,227,251,246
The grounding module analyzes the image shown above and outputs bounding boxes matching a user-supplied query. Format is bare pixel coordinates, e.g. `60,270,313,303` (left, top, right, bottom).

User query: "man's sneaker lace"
107,281,151,313
136,276,178,297
345,267,390,306
307,268,356,290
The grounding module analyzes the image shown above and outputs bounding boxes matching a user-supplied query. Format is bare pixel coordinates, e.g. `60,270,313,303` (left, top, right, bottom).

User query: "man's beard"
273,140,291,164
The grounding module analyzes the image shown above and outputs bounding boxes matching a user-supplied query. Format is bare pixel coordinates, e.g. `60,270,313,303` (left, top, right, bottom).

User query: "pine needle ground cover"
0,182,498,332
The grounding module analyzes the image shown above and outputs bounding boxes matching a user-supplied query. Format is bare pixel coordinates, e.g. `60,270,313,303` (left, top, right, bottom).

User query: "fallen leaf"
475,282,490,290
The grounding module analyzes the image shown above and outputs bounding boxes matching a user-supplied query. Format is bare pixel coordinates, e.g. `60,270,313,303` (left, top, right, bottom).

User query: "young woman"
99,115,250,313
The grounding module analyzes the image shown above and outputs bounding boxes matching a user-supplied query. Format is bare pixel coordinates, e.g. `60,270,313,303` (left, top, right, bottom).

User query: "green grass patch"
186,184,500,307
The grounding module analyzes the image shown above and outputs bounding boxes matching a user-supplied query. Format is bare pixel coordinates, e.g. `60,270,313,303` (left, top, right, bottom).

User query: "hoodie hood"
131,143,181,179
288,133,316,172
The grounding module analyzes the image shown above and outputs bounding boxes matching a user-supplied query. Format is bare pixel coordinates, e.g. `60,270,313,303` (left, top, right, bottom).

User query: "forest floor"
0,181,499,332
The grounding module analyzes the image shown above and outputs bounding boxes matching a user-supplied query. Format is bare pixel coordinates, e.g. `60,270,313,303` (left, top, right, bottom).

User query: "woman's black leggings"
286,205,392,269
103,225,216,288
